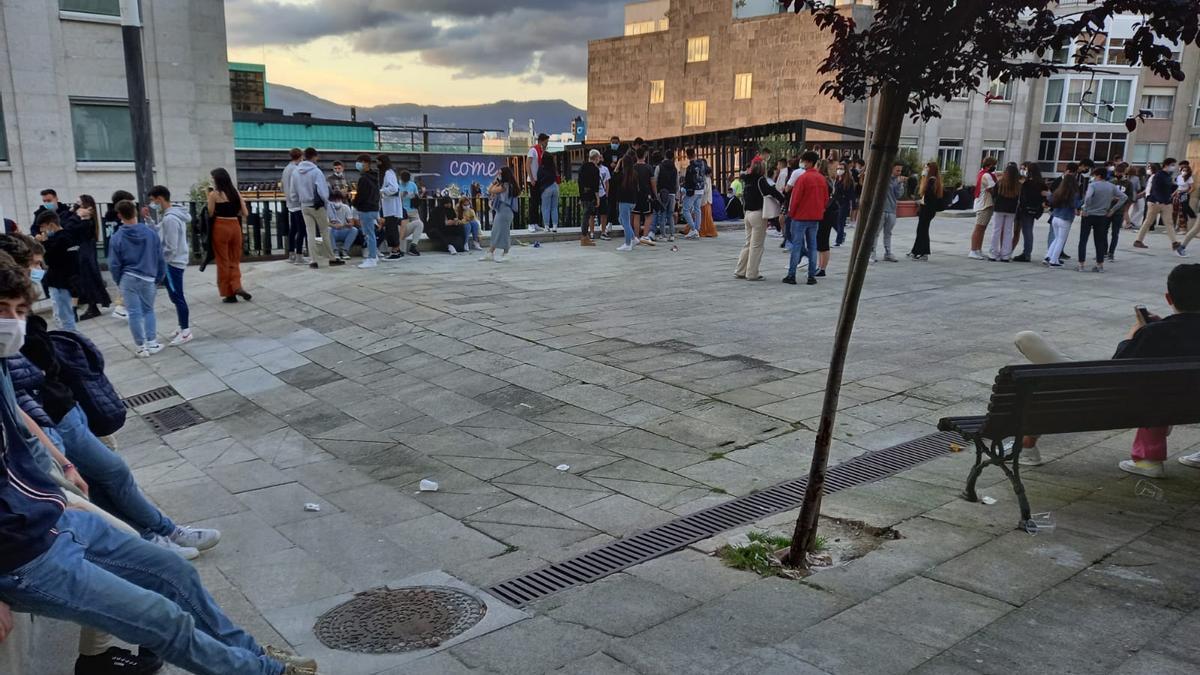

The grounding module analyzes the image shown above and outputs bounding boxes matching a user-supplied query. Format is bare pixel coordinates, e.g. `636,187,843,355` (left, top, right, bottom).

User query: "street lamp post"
120,0,154,203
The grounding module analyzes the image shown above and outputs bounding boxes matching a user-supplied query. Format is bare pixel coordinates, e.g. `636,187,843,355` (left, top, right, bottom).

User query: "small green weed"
719,531,827,577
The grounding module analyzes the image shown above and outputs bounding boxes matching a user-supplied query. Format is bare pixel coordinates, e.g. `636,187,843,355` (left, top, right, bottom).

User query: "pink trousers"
1131,427,1170,462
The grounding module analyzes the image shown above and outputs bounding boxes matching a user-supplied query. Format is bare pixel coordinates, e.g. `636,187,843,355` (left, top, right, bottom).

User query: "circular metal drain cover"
313,586,486,654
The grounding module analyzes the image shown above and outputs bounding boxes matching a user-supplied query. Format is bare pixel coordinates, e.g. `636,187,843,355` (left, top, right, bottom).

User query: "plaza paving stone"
31,218,1200,673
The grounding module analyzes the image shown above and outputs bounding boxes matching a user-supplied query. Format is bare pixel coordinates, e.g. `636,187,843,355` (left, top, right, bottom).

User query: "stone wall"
0,0,235,223
587,0,859,141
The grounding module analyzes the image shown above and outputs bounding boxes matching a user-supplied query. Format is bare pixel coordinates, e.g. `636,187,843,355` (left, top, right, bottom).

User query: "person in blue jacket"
107,200,165,357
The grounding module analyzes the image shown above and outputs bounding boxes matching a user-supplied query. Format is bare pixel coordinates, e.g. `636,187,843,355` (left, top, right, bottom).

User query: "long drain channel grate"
122,385,180,409
487,431,958,607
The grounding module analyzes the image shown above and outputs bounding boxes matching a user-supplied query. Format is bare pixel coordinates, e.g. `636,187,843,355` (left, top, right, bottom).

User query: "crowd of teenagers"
0,236,319,673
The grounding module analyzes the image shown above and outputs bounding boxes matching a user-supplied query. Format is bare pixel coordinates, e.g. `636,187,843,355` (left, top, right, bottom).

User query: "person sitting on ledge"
1015,263,1200,476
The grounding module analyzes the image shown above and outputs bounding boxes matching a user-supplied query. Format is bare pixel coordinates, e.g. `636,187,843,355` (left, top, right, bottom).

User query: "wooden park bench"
937,358,1200,532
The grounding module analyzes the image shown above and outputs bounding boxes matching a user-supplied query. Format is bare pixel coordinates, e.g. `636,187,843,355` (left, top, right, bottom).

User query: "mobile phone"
1135,305,1154,324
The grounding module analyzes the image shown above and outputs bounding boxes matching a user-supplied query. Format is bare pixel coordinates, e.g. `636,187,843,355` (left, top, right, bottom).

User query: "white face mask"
836,169,845,176
0,318,26,358
1019,169,1027,177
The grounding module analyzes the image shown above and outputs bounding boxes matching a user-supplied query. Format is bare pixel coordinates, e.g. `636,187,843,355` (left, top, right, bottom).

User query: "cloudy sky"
224,0,627,107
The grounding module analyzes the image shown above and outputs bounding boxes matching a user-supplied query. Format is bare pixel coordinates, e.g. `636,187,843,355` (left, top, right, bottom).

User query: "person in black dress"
73,194,112,320
633,148,655,245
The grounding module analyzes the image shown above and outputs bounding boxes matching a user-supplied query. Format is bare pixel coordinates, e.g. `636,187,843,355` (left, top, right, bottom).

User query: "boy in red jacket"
785,151,829,285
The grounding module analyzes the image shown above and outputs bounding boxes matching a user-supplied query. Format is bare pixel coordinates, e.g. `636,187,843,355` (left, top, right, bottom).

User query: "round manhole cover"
313,586,487,653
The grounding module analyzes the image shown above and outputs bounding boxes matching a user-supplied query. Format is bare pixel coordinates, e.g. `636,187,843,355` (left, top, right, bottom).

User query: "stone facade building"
589,0,1199,179
0,0,235,223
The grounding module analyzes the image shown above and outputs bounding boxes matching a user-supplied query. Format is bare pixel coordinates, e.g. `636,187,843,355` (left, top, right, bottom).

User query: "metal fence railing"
93,193,588,265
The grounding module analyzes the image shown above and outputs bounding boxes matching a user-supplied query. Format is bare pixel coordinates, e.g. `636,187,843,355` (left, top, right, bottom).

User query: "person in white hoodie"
289,147,343,269
378,154,404,260
147,186,192,346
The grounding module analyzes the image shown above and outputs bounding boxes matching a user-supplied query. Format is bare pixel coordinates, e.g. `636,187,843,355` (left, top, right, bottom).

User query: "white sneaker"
169,330,193,347
1118,459,1165,478
134,346,150,358
144,342,164,355
1178,450,1200,468
479,252,494,262
685,231,699,240
1021,446,1045,466
112,306,128,319
968,250,984,260
357,258,378,269
150,534,199,560
170,525,221,551
448,245,457,255
529,224,540,233
617,243,633,251
497,252,509,262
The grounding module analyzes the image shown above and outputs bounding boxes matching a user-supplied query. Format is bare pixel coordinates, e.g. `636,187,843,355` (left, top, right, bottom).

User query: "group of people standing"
968,155,1196,271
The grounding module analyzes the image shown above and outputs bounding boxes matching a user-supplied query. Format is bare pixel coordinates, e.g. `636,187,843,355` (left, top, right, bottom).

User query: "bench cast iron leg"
961,435,989,503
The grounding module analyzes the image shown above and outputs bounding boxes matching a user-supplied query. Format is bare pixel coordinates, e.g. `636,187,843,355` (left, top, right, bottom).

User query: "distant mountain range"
265,83,585,133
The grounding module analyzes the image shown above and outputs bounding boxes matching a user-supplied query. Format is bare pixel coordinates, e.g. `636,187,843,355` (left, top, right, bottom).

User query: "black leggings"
288,210,306,254
911,205,936,256
383,216,402,248
1078,215,1108,264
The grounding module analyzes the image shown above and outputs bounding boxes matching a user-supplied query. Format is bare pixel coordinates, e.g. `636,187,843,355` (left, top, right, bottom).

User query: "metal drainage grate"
313,586,487,654
487,431,958,607
142,402,206,434
122,385,180,409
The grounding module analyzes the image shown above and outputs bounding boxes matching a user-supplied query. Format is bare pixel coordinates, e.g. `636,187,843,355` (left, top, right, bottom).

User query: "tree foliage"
781,0,1200,120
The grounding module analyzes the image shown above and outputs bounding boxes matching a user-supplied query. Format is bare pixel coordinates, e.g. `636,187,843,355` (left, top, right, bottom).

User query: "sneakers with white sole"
1118,459,1165,478
967,250,984,260
143,342,164,355
170,525,221,552
169,330,193,347
112,306,128,319
617,243,633,251
149,534,199,560
357,258,378,269
1178,450,1200,468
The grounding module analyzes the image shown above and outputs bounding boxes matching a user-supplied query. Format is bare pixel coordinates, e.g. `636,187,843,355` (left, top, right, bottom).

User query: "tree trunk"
785,83,910,566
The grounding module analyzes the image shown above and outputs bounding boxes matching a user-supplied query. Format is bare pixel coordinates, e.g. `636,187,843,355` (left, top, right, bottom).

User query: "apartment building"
0,0,235,223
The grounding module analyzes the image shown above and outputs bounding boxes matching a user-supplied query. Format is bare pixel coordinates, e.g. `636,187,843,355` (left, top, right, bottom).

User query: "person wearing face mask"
33,211,79,331
831,162,856,249
146,185,192,346
1133,159,1180,252
1010,162,1047,262
30,189,73,238
783,152,828,286
108,200,166,357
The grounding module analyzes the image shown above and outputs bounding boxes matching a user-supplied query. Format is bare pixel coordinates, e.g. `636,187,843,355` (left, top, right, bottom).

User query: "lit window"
70,101,134,162
684,100,707,127
937,140,963,170
649,80,665,105
1037,130,1126,175
734,73,753,100
1139,92,1174,120
59,0,119,15
687,37,709,63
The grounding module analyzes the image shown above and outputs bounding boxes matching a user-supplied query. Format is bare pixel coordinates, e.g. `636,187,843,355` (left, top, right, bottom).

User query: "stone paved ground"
36,217,1200,674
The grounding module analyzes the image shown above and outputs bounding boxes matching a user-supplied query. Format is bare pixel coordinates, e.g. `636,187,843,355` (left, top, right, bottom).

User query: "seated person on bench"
1015,263,1200,476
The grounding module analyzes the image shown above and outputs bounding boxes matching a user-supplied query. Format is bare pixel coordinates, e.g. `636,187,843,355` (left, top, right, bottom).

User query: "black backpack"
683,161,702,195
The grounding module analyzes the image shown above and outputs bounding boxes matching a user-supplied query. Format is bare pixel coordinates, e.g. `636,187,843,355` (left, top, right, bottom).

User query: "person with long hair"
482,166,519,262
1011,162,1047,262
205,168,251,303
377,154,405,261
831,161,856,247
987,163,1022,261
699,162,718,237
814,159,837,275
614,150,639,251
537,150,560,233
909,162,942,260
73,194,112,319
734,158,786,281
1044,173,1081,267
969,156,999,259
1109,162,1134,261
765,158,788,238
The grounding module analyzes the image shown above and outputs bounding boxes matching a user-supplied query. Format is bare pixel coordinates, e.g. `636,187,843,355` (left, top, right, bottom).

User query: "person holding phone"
1013,264,1200,474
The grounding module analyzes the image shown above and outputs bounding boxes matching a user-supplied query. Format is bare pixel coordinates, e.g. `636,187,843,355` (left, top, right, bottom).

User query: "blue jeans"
55,404,175,538
682,193,703,232
357,210,379,259
788,220,819,279
0,510,283,675
119,275,157,346
656,191,677,238
330,226,358,254
463,219,481,249
540,183,560,229
49,287,75,331
835,202,850,246
618,202,636,245
164,265,188,331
